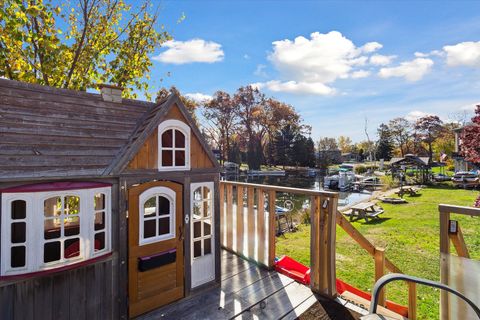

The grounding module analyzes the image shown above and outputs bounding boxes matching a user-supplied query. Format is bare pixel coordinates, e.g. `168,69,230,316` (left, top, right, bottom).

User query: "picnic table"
395,186,419,198
343,202,384,222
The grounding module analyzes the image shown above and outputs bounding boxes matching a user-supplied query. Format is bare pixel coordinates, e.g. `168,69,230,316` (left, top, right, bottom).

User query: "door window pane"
193,221,201,238
162,129,173,147
44,241,61,263
204,238,211,255
175,130,185,148
162,150,173,166
144,197,156,218
64,238,80,259
11,246,25,268
203,202,211,217
204,222,211,236
193,187,202,201
203,187,211,200
11,200,26,220
193,241,202,258
158,217,170,235
143,219,156,239
158,196,170,215
193,203,201,220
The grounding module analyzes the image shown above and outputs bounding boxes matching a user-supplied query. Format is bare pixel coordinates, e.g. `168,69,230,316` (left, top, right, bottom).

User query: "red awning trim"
0,181,112,193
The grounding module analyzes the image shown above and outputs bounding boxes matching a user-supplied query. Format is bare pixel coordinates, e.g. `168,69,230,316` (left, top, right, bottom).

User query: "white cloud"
369,54,396,66
254,64,268,77
361,42,383,53
350,70,371,79
253,80,336,96
378,58,434,82
443,41,480,67
185,93,212,103
405,110,432,122
153,39,224,64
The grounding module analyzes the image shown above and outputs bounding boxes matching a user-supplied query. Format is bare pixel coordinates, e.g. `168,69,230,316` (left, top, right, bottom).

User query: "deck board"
136,250,361,320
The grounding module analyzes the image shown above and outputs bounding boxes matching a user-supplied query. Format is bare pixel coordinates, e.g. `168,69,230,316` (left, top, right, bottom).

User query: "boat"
274,255,408,317
324,165,356,191
452,172,480,188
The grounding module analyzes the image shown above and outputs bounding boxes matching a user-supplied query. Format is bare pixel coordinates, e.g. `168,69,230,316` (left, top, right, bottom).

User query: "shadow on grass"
363,217,391,225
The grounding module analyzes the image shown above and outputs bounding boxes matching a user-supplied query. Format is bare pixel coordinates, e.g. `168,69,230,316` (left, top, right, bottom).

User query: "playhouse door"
128,181,184,318
190,182,215,288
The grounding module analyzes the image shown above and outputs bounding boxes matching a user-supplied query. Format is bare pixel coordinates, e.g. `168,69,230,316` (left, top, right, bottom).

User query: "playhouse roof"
0,79,216,181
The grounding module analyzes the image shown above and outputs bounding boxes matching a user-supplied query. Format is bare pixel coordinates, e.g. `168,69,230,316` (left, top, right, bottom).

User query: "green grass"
276,186,480,320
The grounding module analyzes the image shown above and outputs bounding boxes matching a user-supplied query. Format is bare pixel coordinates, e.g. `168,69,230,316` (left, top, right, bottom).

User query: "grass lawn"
276,185,480,320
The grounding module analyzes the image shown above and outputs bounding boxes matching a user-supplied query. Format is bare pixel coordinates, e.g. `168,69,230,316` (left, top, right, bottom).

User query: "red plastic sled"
274,255,408,317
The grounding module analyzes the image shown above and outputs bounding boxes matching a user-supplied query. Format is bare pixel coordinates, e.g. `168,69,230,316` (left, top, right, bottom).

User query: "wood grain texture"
247,186,255,260
236,186,244,255
374,248,386,306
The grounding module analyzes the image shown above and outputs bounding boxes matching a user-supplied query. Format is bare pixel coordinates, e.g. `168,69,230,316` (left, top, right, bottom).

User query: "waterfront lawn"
276,185,480,320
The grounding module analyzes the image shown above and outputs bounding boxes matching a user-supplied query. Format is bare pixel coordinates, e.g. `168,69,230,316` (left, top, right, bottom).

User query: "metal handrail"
369,273,480,319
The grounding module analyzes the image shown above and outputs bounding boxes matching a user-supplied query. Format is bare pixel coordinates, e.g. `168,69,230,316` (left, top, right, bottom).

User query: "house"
0,79,220,319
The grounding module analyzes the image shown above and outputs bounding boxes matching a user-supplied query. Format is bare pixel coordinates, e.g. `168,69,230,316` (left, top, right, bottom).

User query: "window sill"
0,252,112,281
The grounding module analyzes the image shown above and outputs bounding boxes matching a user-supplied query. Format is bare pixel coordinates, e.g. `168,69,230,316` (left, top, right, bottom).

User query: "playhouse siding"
127,104,215,170
0,178,122,320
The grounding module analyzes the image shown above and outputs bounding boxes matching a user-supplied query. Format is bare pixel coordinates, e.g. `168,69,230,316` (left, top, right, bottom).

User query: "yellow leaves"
55,6,61,14
25,5,41,17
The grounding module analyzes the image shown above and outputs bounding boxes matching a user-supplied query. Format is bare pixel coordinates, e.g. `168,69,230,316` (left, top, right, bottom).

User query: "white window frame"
0,187,111,276
138,186,176,245
158,119,191,171
190,182,215,260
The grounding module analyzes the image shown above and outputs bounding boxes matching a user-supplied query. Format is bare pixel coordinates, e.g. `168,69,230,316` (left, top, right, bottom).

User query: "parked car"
452,172,480,188
433,173,452,182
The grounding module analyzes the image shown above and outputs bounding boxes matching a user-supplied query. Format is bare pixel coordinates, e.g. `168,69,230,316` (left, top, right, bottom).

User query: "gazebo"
390,154,431,184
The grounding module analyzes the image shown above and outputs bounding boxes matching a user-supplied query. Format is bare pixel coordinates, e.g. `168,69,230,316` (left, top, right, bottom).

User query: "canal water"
224,171,372,210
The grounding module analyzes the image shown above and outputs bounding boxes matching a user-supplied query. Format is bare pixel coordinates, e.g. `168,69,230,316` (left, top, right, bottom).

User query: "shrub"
380,175,399,191
475,194,480,208
447,164,455,172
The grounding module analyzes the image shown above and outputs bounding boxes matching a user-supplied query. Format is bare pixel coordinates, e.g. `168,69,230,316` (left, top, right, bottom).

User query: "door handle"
178,225,184,241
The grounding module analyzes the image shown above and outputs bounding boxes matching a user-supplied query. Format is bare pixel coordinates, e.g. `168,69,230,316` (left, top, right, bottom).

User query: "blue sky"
144,1,480,141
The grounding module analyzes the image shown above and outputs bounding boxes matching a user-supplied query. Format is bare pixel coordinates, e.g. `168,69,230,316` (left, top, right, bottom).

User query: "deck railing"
439,204,480,319
219,180,339,296
219,181,417,318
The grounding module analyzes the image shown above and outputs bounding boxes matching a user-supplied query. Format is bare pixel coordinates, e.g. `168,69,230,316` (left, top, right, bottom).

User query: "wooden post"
408,282,417,320
236,185,244,255
267,190,276,268
247,186,255,260
449,223,470,258
219,183,225,247
374,248,386,307
310,196,337,297
256,189,266,266
226,184,233,250
439,208,450,320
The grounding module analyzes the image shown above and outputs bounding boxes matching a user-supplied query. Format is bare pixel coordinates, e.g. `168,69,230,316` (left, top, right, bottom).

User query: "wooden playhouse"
0,79,220,319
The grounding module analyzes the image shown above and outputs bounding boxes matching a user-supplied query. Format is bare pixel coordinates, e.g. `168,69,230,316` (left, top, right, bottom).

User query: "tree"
415,115,444,161
156,86,198,118
316,137,339,169
376,123,394,161
388,118,412,156
1,0,172,99
202,91,238,163
234,85,266,170
274,124,297,167
461,105,480,164
433,122,460,159
337,136,353,153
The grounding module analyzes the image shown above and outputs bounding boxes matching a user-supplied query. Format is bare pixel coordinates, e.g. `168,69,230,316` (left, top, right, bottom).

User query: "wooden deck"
137,250,361,320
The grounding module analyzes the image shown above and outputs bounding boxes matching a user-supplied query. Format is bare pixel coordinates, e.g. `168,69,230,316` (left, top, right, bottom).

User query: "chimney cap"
97,83,124,90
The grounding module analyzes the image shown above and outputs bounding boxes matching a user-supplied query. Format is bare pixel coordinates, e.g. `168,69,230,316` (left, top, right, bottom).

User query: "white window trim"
0,187,111,276
158,119,191,171
139,186,176,246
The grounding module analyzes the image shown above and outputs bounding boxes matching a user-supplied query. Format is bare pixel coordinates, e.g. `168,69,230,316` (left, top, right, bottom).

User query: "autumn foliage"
461,105,480,164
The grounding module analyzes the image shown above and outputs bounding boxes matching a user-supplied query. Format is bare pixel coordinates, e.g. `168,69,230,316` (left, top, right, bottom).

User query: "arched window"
158,119,191,171
139,187,176,245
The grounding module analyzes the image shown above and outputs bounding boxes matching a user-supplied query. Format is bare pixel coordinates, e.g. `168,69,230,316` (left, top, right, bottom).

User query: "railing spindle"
374,248,386,306
226,184,233,250
236,185,244,255
257,189,266,265
408,282,417,320
268,190,276,268
247,186,255,260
